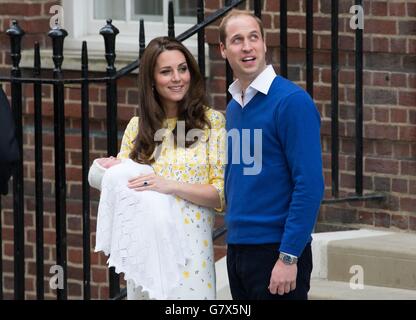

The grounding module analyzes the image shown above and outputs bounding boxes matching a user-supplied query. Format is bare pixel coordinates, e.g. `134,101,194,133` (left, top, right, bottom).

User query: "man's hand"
268,259,297,295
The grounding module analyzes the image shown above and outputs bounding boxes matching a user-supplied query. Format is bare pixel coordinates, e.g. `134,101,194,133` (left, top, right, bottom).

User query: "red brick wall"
0,0,137,299
206,0,416,233
0,0,415,299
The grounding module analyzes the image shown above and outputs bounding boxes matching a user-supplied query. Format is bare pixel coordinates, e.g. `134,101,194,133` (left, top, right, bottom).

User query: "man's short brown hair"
219,9,265,46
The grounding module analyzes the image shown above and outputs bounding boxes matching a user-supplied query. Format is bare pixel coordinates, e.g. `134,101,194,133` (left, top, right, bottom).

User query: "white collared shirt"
228,65,277,108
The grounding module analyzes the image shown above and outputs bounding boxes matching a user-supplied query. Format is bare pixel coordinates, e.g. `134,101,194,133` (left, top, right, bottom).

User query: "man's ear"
220,42,227,60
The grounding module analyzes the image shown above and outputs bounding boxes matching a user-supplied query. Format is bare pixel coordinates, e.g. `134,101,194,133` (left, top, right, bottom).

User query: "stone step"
215,229,416,299
309,279,416,300
215,258,416,300
311,228,393,280
327,233,416,290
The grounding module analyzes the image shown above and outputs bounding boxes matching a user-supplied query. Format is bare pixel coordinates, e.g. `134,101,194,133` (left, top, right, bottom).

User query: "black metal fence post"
0,197,2,300
6,20,25,300
225,0,234,103
81,41,91,300
168,1,175,38
306,0,314,97
100,19,120,298
355,0,364,196
0,195,2,300
280,0,288,78
254,0,262,18
33,41,45,300
48,20,68,300
139,19,145,59
331,0,339,198
197,0,206,78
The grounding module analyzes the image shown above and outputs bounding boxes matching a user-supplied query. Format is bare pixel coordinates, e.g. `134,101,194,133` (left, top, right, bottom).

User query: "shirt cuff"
279,251,298,259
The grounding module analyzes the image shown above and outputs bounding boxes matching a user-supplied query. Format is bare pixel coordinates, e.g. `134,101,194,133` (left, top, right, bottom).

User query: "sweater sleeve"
276,91,324,257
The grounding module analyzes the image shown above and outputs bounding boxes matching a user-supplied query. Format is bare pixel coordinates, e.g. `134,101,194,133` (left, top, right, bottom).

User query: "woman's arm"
127,174,221,209
174,182,221,208
173,182,221,209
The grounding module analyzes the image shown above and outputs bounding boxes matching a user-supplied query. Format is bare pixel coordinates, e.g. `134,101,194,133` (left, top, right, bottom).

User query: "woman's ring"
143,181,149,186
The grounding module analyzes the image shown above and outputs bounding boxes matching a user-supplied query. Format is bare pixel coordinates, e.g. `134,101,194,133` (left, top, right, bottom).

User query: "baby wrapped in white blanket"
89,158,190,299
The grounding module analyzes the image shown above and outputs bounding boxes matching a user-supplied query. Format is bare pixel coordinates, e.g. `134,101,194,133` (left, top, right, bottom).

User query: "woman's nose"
171,70,180,81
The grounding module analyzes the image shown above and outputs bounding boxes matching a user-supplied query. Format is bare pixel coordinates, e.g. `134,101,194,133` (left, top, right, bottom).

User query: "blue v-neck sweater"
225,76,324,257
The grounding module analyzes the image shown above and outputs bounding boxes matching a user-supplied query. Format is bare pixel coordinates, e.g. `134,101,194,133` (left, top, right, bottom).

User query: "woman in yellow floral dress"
96,37,225,299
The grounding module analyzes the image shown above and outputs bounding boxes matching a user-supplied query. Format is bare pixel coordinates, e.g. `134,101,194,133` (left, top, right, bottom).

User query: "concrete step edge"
309,279,416,300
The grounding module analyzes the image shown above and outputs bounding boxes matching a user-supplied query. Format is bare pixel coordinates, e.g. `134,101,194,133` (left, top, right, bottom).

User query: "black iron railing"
7,20,25,301
99,18,120,300
0,0,385,300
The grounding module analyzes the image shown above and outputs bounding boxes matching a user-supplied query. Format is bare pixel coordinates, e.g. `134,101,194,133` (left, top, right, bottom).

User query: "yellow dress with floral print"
117,108,225,300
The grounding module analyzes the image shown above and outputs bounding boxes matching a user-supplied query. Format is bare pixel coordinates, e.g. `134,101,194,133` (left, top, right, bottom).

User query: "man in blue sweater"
219,10,324,300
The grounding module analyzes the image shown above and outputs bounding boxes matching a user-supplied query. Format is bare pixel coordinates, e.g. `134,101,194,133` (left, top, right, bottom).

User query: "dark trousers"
226,242,312,300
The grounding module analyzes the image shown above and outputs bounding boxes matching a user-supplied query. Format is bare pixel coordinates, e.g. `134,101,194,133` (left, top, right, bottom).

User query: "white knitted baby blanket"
93,159,190,299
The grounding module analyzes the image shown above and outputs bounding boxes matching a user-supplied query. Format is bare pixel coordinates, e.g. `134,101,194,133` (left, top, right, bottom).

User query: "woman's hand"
127,173,178,195
97,156,121,169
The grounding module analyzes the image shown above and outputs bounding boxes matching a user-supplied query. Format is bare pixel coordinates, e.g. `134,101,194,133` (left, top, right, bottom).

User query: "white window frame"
62,0,202,57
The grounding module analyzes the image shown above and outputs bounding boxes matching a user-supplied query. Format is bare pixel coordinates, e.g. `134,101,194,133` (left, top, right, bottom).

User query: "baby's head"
97,157,122,169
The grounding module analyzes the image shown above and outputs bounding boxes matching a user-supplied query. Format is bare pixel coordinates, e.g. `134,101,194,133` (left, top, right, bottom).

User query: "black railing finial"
48,21,68,73
139,19,145,59
81,41,88,69
168,1,175,38
100,19,120,72
6,20,25,72
34,42,41,76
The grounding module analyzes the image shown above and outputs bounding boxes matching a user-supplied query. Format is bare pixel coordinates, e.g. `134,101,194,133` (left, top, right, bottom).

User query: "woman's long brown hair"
130,36,210,164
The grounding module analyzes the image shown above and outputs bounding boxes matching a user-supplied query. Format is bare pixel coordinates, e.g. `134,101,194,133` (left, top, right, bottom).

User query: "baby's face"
97,157,121,169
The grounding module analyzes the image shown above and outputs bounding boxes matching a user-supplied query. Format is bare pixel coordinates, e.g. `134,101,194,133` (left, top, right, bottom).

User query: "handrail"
176,0,245,42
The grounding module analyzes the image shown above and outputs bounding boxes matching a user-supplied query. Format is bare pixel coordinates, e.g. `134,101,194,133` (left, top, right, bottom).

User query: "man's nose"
242,38,253,51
